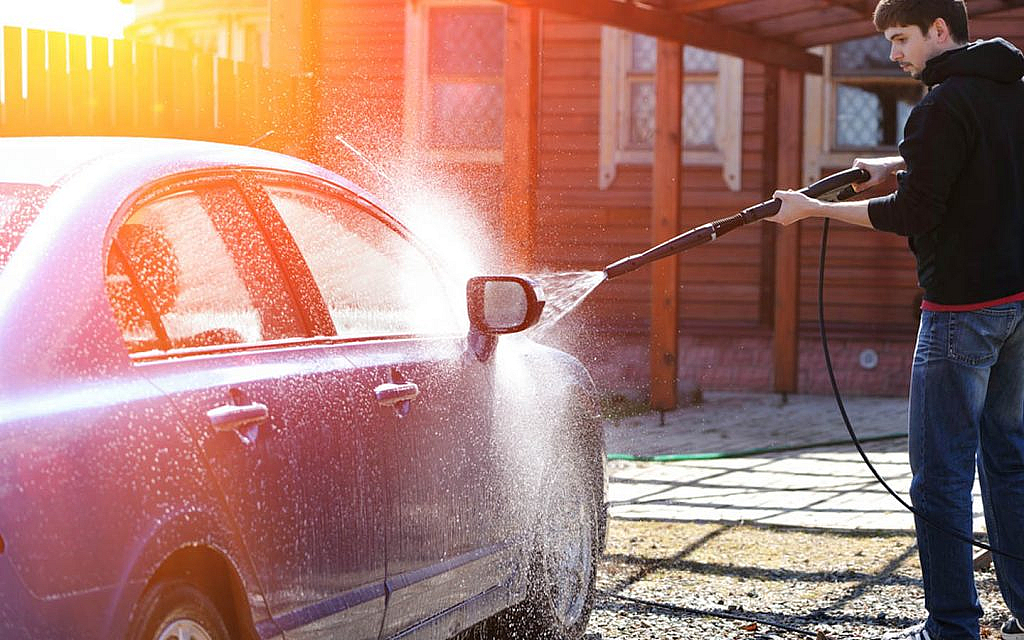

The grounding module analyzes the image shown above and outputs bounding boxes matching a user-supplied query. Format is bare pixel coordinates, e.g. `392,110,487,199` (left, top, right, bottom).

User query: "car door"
106,175,388,639
256,175,515,636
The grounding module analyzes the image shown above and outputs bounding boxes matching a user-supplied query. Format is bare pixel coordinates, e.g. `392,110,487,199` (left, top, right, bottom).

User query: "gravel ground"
586,518,1008,640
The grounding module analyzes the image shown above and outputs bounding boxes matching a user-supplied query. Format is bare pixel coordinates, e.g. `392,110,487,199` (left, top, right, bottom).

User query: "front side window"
264,183,456,339
106,183,305,353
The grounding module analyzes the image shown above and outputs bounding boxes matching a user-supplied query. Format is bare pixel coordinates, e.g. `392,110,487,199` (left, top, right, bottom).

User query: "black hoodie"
867,38,1024,306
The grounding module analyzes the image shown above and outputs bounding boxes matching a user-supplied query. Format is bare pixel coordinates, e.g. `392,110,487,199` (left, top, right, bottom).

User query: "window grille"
424,6,504,150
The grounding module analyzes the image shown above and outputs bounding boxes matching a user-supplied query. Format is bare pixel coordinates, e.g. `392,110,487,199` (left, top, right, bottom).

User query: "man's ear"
929,17,951,43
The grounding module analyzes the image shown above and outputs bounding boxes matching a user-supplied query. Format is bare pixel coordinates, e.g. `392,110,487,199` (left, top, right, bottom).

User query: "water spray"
335,133,396,188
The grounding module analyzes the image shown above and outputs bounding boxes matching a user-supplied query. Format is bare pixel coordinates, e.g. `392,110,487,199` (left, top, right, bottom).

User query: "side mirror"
466,275,546,335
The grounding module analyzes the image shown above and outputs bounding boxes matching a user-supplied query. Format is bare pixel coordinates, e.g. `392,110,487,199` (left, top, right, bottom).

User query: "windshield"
0,183,55,272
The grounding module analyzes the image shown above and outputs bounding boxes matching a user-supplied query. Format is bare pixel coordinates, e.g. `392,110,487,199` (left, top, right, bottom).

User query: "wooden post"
503,6,539,269
650,38,682,411
772,67,805,393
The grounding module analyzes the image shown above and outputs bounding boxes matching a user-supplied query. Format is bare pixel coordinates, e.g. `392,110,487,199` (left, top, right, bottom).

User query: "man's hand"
764,189,821,226
852,156,905,192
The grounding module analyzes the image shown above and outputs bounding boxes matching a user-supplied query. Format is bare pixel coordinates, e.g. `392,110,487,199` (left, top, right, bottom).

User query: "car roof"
0,136,378,204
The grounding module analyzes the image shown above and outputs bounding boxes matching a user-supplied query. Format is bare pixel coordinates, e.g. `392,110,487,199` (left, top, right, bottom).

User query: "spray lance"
603,167,868,280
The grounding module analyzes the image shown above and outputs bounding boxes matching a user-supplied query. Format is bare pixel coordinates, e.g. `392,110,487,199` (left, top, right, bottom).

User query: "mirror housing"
466,275,546,335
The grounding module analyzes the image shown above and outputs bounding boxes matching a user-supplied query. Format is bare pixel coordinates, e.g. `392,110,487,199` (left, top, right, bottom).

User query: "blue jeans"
910,302,1024,639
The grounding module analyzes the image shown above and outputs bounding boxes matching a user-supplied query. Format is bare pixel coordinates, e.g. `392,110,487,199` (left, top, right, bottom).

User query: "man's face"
884,23,944,79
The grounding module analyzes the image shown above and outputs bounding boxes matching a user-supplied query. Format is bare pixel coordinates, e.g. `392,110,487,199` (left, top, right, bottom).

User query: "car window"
264,184,456,338
0,183,55,272
106,183,307,353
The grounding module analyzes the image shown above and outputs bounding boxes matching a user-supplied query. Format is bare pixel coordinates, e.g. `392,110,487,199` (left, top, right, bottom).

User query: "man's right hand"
852,156,905,192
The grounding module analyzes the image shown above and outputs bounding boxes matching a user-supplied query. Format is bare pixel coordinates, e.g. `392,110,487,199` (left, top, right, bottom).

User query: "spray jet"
603,167,869,280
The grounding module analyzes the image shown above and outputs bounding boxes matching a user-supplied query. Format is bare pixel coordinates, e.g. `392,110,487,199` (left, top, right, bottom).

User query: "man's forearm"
809,199,875,229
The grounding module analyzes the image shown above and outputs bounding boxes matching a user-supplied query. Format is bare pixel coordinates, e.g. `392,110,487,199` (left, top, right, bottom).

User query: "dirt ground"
587,518,1009,640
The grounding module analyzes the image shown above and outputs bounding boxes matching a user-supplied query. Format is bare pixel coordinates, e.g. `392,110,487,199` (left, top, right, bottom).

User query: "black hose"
817,219,1024,562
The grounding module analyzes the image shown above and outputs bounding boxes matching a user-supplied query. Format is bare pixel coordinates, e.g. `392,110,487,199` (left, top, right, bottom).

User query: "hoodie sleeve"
867,100,968,236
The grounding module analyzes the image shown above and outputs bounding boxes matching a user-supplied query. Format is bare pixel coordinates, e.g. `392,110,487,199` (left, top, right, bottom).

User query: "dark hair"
873,0,969,44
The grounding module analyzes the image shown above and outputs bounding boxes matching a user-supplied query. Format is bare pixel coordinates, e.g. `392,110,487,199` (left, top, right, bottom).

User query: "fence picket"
46,31,69,133
171,48,195,134
112,38,133,131
195,54,214,139
154,45,173,135
216,57,237,141
135,43,156,134
237,61,258,145
25,30,46,135
2,27,26,130
91,37,112,134
69,34,88,132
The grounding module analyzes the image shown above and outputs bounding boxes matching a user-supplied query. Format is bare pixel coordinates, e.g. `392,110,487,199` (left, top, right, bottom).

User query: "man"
766,1,1024,639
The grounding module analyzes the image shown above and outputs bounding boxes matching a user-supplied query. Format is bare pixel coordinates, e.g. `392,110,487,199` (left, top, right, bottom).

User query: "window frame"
598,26,744,191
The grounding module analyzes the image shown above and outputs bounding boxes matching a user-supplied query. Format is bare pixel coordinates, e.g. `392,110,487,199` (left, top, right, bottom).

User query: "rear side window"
264,184,456,338
0,183,55,271
106,183,306,353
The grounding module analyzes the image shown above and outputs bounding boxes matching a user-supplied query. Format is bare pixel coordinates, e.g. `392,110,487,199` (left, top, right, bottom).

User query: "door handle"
206,402,269,432
374,382,420,407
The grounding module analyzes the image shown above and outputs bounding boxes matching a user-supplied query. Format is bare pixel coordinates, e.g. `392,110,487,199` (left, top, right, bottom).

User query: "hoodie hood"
921,37,1024,86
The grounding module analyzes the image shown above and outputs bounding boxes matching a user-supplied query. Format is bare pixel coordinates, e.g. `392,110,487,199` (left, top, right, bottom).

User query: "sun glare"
1,0,136,39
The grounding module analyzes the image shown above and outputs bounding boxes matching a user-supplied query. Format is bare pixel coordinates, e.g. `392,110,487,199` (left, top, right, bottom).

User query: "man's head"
873,0,969,78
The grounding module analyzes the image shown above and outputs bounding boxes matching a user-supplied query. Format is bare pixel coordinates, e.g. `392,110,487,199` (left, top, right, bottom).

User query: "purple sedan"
0,137,606,640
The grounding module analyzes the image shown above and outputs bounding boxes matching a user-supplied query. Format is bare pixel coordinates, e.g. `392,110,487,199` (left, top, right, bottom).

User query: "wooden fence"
0,25,312,156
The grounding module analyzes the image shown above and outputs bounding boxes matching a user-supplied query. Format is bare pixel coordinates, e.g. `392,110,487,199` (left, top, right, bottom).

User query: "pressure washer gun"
603,167,870,280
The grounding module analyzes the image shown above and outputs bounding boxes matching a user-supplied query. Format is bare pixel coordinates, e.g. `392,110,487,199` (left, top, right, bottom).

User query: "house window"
804,35,924,182
405,1,505,163
600,28,744,191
